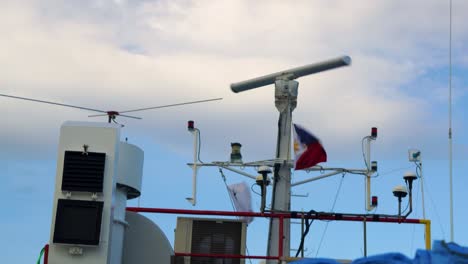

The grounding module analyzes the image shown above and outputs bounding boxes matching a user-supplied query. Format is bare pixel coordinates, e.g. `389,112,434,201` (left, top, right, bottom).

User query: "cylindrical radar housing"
230,56,351,93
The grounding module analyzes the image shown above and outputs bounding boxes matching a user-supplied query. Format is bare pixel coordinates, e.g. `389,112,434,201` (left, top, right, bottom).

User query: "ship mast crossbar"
187,162,367,185
187,159,367,173
188,161,367,173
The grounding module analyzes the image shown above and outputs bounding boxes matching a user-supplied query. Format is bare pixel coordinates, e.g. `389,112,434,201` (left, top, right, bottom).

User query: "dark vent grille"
190,220,242,264
62,151,106,192
53,199,104,245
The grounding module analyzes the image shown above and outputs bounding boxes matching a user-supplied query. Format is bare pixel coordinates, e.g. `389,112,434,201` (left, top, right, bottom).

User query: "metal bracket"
275,79,298,113
82,144,89,155
113,218,129,228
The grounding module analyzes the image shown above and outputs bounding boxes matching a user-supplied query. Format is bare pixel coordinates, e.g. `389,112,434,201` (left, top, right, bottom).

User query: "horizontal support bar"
292,171,343,186
219,166,257,180
187,162,367,173
126,207,426,224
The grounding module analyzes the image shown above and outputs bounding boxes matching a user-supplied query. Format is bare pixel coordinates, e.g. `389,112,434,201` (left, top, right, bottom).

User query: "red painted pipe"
126,207,427,260
126,207,423,224
174,252,279,260
126,207,281,217
278,216,284,258
44,244,49,264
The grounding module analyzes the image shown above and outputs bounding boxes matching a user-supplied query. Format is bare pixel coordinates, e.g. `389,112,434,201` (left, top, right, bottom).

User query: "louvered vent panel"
53,199,104,245
190,220,242,264
62,151,106,192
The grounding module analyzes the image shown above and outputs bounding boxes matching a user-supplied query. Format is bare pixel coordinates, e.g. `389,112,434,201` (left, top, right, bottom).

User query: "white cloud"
2,0,467,162
3,2,468,260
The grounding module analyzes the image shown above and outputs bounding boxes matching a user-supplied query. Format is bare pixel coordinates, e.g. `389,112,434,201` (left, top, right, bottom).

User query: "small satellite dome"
392,185,408,198
404,171,417,179
258,166,272,174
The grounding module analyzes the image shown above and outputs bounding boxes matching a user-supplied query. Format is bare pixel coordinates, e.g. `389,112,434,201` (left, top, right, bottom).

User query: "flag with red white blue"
293,123,327,170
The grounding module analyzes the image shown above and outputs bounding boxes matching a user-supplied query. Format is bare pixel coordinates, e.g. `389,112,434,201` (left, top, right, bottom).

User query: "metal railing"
41,208,431,263
126,207,432,261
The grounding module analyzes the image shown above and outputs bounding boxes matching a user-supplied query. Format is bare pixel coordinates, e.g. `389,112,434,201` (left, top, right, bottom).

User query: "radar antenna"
1,93,222,123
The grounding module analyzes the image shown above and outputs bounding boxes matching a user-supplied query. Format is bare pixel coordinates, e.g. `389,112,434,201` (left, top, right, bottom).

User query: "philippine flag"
293,123,327,170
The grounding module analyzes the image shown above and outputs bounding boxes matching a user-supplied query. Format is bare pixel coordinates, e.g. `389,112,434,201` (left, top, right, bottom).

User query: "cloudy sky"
2,0,468,263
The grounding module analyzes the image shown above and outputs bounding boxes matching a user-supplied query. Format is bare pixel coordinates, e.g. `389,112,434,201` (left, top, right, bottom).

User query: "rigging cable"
414,161,426,218
267,163,281,255
361,136,369,210
410,167,421,254
361,136,370,170
218,168,236,212
379,166,414,177
197,128,204,163
218,169,252,264
295,210,317,257
250,183,262,197
448,0,454,242
423,175,447,239
315,174,345,257
217,168,253,264
413,161,445,238
401,180,411,214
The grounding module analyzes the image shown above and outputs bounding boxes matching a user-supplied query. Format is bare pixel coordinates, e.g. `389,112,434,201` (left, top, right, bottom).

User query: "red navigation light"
371,127,378,138
188,120,195,131
372,196,378,207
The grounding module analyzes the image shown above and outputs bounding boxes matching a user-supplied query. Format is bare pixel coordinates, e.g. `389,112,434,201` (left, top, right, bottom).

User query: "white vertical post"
419,158,426,219
267,79,297,262
448,0,454,242
187,129,199,206
110,188,128,264
365,138,375,211
366,138,371,211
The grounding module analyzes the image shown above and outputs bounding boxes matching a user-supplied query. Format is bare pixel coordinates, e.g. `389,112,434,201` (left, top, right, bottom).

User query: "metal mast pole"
366,138,372,211
230,56,351,262
419,155,426,219
448,0,454,242
267,79,298,260
187,128,199,206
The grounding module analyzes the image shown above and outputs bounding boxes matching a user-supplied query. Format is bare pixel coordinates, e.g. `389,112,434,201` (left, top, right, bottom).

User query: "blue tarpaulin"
290,241,468,264
413,240,468,264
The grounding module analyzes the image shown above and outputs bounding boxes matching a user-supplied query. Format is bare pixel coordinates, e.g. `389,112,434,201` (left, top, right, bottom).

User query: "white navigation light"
230,56,351,93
